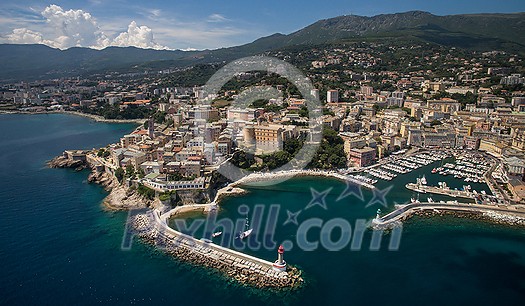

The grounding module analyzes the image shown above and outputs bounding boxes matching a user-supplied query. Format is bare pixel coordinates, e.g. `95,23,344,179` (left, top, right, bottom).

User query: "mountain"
1,11,524,82
0,44,198,81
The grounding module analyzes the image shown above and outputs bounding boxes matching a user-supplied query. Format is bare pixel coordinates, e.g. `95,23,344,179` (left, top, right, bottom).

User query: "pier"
372,202,525,228
128,207,302,288
405,183,476,199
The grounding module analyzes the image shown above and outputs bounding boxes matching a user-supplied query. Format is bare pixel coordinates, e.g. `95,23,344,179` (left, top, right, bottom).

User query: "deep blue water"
1,114,525,305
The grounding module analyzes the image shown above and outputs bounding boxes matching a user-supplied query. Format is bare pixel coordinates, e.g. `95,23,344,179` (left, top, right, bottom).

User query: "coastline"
230,169,355,187
46,148,525,290
0,109,146,124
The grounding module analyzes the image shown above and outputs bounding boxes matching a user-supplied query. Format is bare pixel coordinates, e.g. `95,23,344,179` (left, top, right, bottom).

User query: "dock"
128,208,301,288
372,202,525,228
405,183,476,199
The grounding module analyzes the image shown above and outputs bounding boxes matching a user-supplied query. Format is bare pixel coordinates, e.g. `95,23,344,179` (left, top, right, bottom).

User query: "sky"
0,0,524,51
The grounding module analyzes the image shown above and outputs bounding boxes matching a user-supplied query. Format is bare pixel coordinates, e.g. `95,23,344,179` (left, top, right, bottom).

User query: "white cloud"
40,4,110,49
7,28,45,44
5,4,167,50
112,21,166,49
2,5,264,50
207,14,229,23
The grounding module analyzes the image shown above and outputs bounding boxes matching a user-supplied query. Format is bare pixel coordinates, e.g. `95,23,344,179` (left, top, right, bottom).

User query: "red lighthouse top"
278,245,284,254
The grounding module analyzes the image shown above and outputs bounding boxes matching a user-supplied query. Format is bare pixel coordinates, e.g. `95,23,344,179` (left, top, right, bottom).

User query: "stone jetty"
372,202,525,229
129,210,304,289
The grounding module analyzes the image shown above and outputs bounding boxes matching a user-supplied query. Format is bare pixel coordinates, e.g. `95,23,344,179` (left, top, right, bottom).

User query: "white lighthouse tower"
272,245,287,272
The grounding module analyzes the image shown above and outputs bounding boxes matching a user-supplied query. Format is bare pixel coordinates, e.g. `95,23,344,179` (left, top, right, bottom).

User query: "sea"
1,113,524,305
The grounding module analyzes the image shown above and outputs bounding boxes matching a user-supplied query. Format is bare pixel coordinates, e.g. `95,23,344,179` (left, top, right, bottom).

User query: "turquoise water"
1,114,525,305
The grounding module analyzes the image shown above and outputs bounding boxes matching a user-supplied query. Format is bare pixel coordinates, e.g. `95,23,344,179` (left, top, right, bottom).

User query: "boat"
212,231,222,238
239,228,253,239
427,197,434,203
431,168,437,174
420,175,427,185
237,217,253,239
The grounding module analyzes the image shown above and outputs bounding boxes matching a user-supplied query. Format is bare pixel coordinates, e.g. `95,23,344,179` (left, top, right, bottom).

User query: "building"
344,137,367,155
227,108,256,121
349,147,376,167
148,117,155,139
479,139,507,156
426,99,461,113
512,130,525,151
143,176,206,191
463,136,481,150
360,86,374,96
327,90,339,103
505,157,525,176
243,124,286,153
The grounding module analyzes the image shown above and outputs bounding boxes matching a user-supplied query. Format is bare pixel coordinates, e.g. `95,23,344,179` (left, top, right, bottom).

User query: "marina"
344,150,452,185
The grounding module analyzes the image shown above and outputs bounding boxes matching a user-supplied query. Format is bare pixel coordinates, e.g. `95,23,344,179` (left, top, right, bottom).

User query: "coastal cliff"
47,155,87,171
48,152,151,211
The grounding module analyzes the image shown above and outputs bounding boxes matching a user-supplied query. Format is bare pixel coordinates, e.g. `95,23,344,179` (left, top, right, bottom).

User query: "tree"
137,168,146,179
125,164,136,179
115,167,125,183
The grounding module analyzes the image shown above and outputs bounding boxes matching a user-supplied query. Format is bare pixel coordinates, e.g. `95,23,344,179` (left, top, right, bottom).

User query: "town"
1,41,524,207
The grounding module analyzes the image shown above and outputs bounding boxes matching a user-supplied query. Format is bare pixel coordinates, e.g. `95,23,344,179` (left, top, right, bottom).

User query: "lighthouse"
272,245,287,272
376,208,381,219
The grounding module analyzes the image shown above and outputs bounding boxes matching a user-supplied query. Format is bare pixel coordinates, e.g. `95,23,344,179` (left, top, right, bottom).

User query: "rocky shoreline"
47,152,306,290
411,209,525,227
47,154,150,210
47,155,87,171
130,212,304,290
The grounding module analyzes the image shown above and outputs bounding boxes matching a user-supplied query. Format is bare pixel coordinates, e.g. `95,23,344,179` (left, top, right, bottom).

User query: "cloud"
207,13,229,23
2,5,264,50
40,4,110,49
7,28,45,44
113,21,166,49
5,4,166,50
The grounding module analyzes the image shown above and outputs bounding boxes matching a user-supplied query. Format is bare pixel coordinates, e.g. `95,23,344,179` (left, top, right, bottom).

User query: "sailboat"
238,216,253,239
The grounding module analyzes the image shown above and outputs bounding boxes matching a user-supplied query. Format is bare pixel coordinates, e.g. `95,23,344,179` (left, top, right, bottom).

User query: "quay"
372,202,525,228
406,183,477,199
128,207,303,288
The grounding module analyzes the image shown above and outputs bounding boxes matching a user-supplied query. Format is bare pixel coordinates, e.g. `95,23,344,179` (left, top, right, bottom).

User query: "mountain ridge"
1,10,524,81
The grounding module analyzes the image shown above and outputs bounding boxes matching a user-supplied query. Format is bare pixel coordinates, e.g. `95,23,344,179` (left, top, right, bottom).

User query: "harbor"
129,208,304,289
343,150,451,186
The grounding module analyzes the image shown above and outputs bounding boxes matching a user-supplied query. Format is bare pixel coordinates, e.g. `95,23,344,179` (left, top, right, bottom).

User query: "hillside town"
1,42,525,205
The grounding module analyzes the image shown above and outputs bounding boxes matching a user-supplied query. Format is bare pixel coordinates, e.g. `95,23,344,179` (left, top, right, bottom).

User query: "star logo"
305,187,332,210
283,209,301,226
366,185,393,208
336,179,364,202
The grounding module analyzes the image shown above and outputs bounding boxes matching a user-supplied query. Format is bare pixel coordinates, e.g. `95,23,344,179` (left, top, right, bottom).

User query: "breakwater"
129,209,304,289
373,202,525,229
